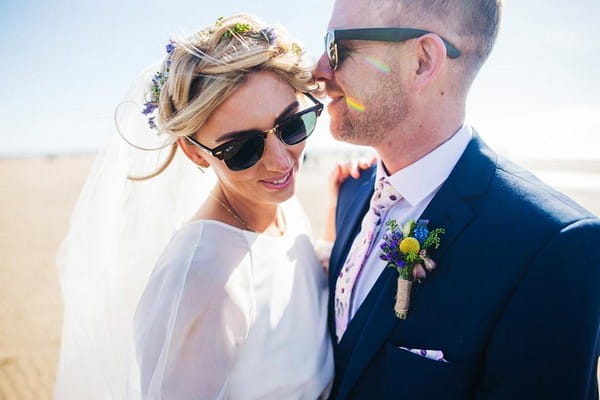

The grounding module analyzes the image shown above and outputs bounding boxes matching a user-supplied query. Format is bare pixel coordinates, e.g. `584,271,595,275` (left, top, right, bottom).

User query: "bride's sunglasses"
185,93,323,171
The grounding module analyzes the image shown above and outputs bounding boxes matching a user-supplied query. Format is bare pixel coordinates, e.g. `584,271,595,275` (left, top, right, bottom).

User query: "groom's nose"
313,52,334,83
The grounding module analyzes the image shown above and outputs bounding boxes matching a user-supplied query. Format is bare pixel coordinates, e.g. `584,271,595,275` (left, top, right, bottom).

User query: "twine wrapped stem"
394,278,412,319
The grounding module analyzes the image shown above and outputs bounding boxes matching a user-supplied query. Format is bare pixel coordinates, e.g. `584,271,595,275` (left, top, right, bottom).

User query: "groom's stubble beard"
329,73,408,147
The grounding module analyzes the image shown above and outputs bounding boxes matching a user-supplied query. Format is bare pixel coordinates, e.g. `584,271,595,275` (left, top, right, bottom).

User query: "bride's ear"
177,136,210,168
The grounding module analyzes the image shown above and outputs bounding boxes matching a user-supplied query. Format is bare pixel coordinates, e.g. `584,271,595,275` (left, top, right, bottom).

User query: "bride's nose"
261,133,293,172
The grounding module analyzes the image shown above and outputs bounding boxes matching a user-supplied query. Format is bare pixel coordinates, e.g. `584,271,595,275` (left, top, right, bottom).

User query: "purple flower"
148,117,157,130
380,223,409,268
165,40,176,54
259,27,277,44
142,102,157,115
152,72,162,85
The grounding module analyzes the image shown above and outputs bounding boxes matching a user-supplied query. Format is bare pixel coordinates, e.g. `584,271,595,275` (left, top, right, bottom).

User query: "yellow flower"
399,237,420,255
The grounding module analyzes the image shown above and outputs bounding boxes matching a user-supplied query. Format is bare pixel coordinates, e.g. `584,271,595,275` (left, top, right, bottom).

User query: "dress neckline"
181,218,290,239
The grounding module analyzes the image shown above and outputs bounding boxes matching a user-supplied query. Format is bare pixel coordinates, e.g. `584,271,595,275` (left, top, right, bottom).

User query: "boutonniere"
379,219,445,319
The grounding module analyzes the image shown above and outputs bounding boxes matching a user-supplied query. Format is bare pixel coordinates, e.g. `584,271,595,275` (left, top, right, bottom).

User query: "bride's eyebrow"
215,100,300,143
274,100,300,124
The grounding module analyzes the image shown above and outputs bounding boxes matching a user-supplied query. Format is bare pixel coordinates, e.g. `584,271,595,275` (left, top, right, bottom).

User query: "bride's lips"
260,169,294,191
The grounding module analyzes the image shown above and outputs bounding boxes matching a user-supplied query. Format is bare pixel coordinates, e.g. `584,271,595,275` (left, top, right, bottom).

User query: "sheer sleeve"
133,222,254,400
285,197,333,271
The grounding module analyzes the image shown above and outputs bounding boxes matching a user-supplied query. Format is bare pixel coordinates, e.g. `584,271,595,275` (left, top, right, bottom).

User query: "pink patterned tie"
335,177,401,342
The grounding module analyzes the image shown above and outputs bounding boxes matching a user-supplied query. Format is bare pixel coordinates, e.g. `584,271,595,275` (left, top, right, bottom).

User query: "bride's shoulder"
154,220,251,279
135,220,255,348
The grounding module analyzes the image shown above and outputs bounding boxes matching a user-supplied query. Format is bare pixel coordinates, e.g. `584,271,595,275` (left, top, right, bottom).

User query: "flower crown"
141,18,281,131
142,40,176,130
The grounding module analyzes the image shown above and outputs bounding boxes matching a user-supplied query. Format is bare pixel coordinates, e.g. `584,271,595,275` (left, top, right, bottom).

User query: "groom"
314,0,600,399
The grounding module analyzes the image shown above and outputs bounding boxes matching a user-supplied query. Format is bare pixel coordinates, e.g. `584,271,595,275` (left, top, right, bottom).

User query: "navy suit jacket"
328,134,600,399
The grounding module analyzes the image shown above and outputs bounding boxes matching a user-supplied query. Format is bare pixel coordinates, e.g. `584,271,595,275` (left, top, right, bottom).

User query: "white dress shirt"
349,124,473,319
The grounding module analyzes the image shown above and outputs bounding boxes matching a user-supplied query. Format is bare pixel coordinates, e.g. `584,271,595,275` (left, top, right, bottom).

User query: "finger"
350,159,361,179
358,157,371,170
362,156,377,168
337,164,352,183
329,163,342,181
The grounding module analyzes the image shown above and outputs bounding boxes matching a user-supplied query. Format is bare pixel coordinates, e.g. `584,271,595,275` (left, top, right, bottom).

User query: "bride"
55,14,368,400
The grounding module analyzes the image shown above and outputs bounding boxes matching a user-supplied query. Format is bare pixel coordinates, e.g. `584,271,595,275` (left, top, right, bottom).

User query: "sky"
1,0,599,159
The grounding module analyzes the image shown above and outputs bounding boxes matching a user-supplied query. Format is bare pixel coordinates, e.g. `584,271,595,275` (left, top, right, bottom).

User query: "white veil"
54,66,216,399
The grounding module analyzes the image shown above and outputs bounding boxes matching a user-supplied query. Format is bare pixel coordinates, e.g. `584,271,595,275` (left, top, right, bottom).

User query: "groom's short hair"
372,0,502,79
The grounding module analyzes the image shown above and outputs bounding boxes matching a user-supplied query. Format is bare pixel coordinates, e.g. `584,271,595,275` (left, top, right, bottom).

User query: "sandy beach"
1,153,599,399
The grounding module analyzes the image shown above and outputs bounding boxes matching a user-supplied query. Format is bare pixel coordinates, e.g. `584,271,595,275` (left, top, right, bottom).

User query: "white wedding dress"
133,199,333,399
55,68,332,399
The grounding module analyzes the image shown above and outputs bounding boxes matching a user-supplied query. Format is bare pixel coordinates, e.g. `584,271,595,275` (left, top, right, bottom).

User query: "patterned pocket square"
399,346,448,363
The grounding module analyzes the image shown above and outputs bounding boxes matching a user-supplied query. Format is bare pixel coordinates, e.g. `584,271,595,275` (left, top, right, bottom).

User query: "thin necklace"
210,193,254,232
274,206,287,235
210,193,287,235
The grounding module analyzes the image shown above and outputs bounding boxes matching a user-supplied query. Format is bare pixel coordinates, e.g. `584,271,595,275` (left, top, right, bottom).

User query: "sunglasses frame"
184,92,323,170
325,27,461,70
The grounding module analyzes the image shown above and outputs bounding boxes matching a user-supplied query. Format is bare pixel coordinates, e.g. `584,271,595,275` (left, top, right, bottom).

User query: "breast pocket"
372,342,473,398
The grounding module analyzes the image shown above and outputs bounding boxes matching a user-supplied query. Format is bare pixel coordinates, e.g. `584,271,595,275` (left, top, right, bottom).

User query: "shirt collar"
375,124,473,206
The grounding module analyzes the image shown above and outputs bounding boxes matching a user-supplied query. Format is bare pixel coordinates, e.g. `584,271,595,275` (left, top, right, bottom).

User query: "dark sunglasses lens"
280,111,318,145
222,135,264,171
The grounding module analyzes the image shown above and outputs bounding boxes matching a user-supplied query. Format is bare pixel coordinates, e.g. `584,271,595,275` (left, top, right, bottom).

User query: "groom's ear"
177,136,210,168
410,33,447,91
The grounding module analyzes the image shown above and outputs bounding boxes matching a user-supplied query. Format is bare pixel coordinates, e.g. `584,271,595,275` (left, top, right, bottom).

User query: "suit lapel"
328,167,376,381
334,135,497,400
329,168,376,285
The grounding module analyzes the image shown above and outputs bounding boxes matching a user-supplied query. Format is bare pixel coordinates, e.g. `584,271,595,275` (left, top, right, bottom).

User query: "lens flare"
365,56,391,73
346,97,366,112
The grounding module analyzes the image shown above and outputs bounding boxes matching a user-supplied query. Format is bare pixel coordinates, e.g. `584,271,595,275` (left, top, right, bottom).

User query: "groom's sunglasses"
185,93,323,171
325,28,461,70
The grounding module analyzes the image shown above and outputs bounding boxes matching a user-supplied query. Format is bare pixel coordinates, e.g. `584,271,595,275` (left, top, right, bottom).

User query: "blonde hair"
131,14,318,180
